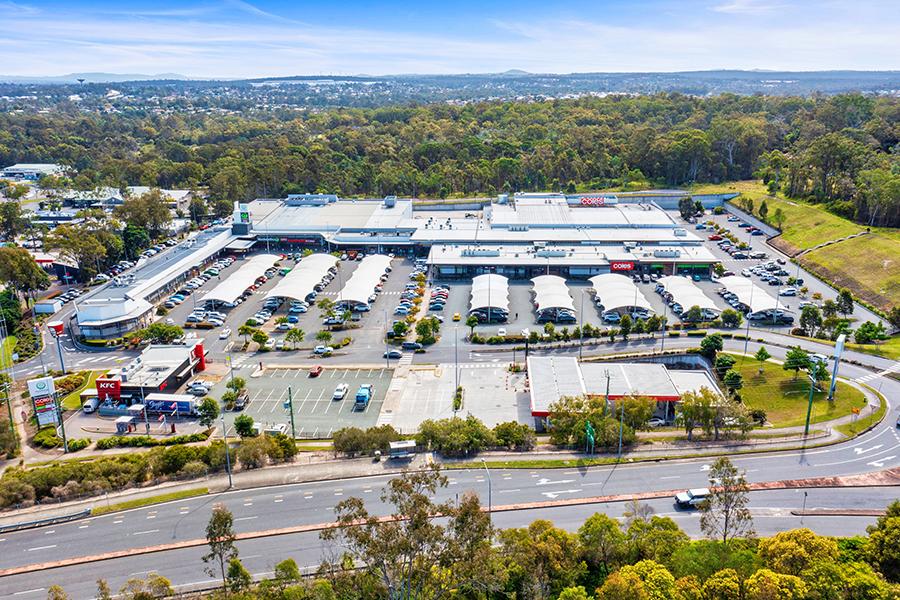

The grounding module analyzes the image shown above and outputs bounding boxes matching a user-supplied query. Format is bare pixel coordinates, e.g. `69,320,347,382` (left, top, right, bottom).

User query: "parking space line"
298,389,312,412
281,370,290,378
293,370,302,378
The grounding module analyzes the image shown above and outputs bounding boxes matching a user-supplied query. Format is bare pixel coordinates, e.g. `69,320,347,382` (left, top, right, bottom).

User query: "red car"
309,365,324,377
708,234,722,241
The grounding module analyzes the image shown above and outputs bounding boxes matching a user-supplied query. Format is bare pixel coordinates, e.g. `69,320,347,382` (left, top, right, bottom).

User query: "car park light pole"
286,386,296,440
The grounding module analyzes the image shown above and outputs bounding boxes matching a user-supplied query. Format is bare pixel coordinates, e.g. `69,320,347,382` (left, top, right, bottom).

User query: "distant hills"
0,72,191,84
1,70,897,112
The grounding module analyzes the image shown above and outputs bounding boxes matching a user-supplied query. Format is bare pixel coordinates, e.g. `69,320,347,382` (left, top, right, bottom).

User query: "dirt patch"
769,235,802,257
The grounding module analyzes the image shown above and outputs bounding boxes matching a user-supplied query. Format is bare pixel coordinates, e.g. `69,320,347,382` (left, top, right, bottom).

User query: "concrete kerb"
3,468,898,578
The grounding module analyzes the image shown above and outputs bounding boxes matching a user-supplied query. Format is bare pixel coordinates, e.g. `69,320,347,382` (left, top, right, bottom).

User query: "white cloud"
0,2,895,77
712,0,785,14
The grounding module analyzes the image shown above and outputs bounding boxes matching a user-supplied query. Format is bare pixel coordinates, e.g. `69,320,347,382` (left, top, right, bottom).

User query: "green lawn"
0,336,17,369
800,232,900,311
692,180,899,312
91,487,208,516
730,354,867,428
60,370,106,411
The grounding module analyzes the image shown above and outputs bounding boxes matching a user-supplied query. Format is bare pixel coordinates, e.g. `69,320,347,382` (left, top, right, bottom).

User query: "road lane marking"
132,530,160,536
660,476,681,480
26,545,57,551
78,525,89,529
12,588,44,595
235,516,258,522
44,530,55,534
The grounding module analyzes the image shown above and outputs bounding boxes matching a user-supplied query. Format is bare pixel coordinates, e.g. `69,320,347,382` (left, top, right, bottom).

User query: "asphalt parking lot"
159,254,418,363
218,366,394,438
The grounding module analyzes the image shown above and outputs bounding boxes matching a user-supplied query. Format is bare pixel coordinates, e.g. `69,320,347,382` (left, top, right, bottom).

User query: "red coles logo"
580,196,607,206
610,262,635,271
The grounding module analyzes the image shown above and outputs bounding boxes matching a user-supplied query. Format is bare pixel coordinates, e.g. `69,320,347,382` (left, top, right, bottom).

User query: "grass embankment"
91,487,208,516
695,180,899,312
729,354,866,428
60,370,106,411
799,334,900,362
0,335,17,369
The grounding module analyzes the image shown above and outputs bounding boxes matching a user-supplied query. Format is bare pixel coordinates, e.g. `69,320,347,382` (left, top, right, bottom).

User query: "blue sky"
0,0,897,77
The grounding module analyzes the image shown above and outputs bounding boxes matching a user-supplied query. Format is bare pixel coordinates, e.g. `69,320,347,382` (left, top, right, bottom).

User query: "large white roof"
657,276,719,313
531,275,575,312
338,254,392,305
203,254,280,304
470,274,509,312
588,273,653,312
266,253,338,302
718,276,779,315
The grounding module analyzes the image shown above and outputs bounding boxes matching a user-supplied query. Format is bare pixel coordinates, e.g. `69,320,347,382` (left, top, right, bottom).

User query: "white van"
82,397,100,413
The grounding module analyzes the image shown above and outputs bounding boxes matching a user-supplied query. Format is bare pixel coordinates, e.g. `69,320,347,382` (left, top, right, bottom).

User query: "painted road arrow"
540,489,583,499
536,478,575,486
854,445,884,455
867,456,897,468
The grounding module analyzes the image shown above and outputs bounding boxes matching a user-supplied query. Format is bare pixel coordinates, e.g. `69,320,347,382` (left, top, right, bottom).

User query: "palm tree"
238,324,254,345
285,327,305,349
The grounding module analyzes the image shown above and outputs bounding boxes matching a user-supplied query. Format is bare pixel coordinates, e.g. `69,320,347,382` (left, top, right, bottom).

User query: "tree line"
43,464,900,599
1,93,896,225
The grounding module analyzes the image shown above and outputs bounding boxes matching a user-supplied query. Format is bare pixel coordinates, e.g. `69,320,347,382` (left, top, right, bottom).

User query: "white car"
332,383,349,400
219,328,232,339
779,287,798,296
497,328,506,337
314,345,334,355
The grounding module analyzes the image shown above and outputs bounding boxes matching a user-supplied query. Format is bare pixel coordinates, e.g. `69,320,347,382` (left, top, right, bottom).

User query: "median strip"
3,467,898,578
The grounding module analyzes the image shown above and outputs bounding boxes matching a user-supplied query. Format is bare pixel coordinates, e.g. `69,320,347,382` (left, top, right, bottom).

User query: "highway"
0,485,896,598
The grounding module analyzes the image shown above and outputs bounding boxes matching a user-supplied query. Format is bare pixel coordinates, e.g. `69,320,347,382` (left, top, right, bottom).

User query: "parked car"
383,349,403,359
309,365,323,377
314,345,334,355
333,383,349,400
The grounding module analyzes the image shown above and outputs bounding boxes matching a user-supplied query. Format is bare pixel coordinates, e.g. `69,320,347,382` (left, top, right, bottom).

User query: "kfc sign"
95,378,121,400
580,196,607,206
610,261,635,271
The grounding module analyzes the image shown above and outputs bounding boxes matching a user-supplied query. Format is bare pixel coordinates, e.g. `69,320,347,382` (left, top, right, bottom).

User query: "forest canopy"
1,92,897,225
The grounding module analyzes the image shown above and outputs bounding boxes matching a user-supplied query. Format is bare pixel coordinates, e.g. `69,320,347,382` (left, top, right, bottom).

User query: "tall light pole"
578,289,585,361
286,386,296,440
221,414,233,488
454,326,460,391
480,458,492,524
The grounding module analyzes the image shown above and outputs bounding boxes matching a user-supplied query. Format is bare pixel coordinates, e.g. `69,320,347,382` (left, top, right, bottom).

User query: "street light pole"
52,330,66,374
480,458,492,524
221,414,233,488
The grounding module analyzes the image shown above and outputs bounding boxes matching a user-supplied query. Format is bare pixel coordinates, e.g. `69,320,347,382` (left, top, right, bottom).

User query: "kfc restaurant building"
79,340,206,416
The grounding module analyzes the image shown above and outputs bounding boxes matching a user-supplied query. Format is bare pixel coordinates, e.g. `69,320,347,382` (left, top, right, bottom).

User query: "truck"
353,384,373,411
143,393,198,416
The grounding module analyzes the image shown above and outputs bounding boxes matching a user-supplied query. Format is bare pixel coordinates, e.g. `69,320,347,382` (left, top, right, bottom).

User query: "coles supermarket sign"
610,261,635,271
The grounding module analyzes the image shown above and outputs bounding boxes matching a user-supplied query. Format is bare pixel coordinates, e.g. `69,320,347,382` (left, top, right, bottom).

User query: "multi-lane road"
1,331,898,596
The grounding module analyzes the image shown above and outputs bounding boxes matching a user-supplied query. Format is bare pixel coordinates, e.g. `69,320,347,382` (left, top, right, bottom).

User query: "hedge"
95,431,210,450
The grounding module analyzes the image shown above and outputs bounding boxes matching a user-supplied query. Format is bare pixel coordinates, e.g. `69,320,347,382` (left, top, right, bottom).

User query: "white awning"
338,254,393,305
531,275,574,312
588,273,653,313
203,254,280,304
718,276,780,315
266,254,338,302
470,274,509,312
657,276,719,313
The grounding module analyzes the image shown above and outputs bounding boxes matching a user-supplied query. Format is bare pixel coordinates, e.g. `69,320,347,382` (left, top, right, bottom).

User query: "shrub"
416,416,495,456
94,431,210,449
493,421,536,451
33,427,61,449
333,425,401,457
66,438,91,452
453,386,463,411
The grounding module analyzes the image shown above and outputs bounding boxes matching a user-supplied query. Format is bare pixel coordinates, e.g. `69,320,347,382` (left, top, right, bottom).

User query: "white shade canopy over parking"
588,273,653,313
338,254,393,306
203,254,280,305
470,274,509,312
657,276,719,313
718,275,779,315
531,275,575,312
266,253,338,302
